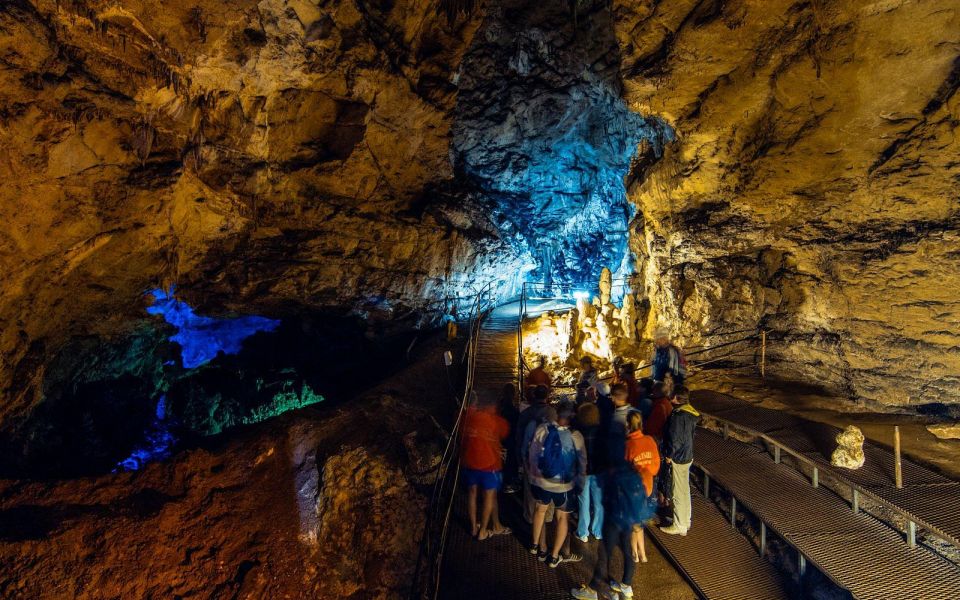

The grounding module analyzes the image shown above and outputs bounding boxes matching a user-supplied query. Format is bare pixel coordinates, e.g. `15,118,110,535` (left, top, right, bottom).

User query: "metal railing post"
518,283,524,396
907,521,917,548
760,522,767,556
852,487,859,514
774,445,781,464
730,496,737,527
812,467,819,489
704,473,710,498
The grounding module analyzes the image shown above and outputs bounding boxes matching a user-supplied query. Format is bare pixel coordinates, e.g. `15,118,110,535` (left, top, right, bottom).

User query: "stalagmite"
599,266,612,306
621,293,636,341
831,425,866,470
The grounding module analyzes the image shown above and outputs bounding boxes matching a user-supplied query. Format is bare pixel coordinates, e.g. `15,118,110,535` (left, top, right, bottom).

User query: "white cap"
595,381,611,396
654,326,671,340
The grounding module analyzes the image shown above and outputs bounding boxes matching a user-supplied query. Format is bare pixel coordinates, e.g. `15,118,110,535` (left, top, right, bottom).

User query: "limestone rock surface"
0,384,439,598
614,0,960,408
0,0,525,424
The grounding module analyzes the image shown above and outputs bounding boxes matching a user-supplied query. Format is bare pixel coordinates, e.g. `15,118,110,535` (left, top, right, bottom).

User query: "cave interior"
1,0,959,597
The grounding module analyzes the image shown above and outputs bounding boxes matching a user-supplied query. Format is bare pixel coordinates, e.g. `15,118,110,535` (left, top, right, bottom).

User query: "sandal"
487,526,512,538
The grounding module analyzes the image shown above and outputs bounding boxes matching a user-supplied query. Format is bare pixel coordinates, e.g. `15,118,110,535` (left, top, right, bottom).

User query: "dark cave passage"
452,0,671,287
0,291,426,479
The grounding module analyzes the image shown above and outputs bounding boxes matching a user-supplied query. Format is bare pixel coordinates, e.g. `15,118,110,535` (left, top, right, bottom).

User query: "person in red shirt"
643,383,673,440
461,391,511,540
525,356,552,404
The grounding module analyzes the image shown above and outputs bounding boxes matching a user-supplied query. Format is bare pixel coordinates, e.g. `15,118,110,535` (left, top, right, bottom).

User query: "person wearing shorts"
460,391,511,540
527,401,587,568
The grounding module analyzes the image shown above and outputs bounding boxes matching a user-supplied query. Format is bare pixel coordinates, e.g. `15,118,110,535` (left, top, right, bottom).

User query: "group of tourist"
459,328,699,599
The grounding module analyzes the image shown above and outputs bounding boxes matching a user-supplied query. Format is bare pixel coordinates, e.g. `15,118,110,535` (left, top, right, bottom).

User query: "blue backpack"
538,425,576,481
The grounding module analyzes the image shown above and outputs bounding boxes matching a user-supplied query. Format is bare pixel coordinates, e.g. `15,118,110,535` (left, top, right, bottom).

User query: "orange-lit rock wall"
615,0,960,408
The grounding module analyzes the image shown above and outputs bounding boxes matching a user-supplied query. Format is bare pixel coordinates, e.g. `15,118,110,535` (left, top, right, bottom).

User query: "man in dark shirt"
660,387,700,536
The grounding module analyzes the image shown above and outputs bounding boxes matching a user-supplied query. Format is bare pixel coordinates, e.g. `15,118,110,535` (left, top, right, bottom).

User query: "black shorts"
531,485,574,512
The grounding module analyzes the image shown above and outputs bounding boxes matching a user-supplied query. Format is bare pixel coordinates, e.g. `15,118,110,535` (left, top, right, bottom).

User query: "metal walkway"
647,491,788,599
439,301,783,600
693,390,960,549
695,429,960,599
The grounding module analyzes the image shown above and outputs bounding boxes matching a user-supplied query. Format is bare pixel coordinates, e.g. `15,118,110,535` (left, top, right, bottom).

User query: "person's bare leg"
532,503,549,550
631,527,640,562
638,526,648,562
468,485,479,537
551,511,569,558
479,489,496,538
491,492,504,531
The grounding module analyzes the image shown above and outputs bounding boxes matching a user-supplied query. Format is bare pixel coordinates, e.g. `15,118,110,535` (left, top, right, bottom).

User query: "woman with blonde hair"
625,410,660,563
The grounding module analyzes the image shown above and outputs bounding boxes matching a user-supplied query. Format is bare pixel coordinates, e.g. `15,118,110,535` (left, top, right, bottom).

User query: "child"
625,410,660,562
460,391,511,540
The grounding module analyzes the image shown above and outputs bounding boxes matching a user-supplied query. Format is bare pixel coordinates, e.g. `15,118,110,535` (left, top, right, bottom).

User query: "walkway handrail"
699,413,947,549
414,281,493,600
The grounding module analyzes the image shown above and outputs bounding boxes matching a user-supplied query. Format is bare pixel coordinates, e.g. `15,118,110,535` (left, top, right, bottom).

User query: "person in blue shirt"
651,327,686,385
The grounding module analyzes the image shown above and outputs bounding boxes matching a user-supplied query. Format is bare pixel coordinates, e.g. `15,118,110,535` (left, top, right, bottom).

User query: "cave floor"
439,489,696,600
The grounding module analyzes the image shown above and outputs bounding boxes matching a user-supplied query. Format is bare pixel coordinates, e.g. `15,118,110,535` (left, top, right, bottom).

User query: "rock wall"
0,346,446,598
614,0,960,409
0,0,528,423
453,0,669,285
4,0,960,421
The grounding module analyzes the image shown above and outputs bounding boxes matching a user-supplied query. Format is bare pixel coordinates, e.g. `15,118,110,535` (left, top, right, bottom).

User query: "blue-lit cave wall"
453,0,672,286
0,290,420,478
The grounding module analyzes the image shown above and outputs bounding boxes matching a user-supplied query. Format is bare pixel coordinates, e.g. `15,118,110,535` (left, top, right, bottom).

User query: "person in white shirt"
527,400,587,568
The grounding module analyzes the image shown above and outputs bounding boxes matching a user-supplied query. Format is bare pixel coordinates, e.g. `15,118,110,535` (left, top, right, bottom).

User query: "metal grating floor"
440,303,698,600
647,491,789,600
697,430,960,600
693,390,960,546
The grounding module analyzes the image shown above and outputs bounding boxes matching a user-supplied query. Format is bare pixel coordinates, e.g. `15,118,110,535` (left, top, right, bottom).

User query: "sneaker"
659,524,688,536
538,548,549,562
528,544,540,555
560,552,584,564
570,586,598,600
575,534,589,543
547,554,562,568
610,582,633,599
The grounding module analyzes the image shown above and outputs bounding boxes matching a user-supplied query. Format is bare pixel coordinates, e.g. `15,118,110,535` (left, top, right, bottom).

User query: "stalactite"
437,0,482,24
131,118,155,165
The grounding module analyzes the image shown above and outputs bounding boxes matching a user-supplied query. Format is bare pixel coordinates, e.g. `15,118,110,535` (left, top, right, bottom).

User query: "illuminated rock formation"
615,0,960,409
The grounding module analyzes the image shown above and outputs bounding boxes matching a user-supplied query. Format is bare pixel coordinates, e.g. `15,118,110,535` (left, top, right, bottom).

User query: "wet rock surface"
453,0,669,285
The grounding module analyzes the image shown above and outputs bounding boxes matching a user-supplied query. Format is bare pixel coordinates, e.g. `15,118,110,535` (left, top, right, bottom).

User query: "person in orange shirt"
460,391,511,540
626,411,661,563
